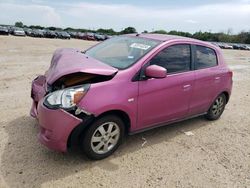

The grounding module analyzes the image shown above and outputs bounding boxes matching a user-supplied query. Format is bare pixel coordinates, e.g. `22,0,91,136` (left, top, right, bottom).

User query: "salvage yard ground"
0,36,249,188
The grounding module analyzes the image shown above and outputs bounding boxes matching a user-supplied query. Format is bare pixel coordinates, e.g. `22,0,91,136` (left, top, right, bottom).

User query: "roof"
127,33,201,43
126,33,221,51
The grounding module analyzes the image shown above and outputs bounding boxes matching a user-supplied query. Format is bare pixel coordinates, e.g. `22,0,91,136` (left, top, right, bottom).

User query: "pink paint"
145,65,167,78
30,34,233,152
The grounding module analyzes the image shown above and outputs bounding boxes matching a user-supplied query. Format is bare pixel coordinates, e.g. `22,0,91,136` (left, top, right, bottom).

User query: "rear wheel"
81,115,124,160
205,93,226,120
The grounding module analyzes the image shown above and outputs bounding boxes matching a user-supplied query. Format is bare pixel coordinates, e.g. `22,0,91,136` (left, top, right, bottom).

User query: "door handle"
183,84,191,89
214,76,221,83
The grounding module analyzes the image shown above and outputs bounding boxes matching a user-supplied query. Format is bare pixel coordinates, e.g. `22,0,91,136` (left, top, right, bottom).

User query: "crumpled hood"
45,48,118,84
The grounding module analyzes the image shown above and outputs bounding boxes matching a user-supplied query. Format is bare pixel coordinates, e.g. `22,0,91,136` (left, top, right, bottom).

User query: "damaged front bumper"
37,100,82,152
30,75,89,152
30,75,47,118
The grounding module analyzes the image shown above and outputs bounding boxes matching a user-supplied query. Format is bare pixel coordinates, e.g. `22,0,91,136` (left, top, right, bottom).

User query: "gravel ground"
0,36,249,188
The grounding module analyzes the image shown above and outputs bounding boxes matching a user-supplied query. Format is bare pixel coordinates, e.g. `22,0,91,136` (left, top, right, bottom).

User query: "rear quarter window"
195,45,218,69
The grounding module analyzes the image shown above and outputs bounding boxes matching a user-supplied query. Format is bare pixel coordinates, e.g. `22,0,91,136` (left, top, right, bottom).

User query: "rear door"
189,45,221,115
137,44,195,129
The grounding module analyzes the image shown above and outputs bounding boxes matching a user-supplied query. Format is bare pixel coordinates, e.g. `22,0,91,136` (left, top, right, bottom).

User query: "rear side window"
195,45,218,69
150,44,191,74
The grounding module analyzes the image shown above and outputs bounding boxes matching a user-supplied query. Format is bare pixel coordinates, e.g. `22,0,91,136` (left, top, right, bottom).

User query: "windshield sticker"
130,43,151,50
127,56,134,59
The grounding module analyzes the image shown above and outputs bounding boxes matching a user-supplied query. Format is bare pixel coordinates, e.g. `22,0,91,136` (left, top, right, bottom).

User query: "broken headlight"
44,84,90,109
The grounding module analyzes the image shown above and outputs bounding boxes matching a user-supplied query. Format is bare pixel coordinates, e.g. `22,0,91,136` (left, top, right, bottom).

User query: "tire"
205,93,226,120
81,115,125,160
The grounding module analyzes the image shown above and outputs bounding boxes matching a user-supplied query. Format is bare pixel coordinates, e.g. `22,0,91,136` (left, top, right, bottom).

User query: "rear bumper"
37,101,82,152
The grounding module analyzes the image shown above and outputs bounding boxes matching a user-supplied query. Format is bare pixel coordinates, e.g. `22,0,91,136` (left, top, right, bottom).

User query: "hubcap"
212,96,224,116
91,122,120,154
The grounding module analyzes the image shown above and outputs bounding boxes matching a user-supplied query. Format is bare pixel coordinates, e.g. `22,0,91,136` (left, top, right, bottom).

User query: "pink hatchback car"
30,34,233,160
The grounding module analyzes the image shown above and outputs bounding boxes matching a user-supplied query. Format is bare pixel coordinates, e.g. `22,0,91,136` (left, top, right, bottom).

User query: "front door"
137,44,194,129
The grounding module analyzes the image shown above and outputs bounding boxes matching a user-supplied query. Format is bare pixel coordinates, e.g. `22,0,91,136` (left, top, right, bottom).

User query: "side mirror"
145,65,167,79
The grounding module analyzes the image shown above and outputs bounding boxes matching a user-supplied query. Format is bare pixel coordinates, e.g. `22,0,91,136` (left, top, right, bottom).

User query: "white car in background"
224,44,233,49
244,45,250,50
13,28,26,36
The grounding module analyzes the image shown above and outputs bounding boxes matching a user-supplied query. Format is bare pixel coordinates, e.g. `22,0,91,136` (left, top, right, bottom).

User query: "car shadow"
1,115,209,187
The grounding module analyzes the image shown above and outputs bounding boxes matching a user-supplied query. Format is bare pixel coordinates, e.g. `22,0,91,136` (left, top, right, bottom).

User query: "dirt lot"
0,36,249,188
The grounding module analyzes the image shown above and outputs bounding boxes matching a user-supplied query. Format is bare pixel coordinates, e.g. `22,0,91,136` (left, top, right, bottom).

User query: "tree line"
14,21,250,44
151,30,250,44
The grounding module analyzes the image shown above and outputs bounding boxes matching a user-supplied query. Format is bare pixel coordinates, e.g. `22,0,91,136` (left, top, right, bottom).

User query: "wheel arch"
206,90,230,113
95,110,131,134
67,109,131,150
222,91,230,103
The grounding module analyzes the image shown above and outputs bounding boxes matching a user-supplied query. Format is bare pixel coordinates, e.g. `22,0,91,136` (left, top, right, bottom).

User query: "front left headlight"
44,84,90,109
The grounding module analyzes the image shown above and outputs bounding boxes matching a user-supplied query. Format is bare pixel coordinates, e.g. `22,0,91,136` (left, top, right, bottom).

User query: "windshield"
85,36,160,69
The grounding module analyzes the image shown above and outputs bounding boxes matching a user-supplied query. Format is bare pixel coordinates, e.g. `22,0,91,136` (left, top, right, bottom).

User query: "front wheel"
205,93,226,120
81,115,125,160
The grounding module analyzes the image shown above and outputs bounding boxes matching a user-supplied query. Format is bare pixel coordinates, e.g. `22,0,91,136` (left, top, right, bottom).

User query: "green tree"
15,21,23,28
46,26,62,31
152,30,168,34
96,28,117,35
237,32,249,43
29,25,44,30
168,30,192,37
120,27,137,34
64,27,75,31
245,32,250,44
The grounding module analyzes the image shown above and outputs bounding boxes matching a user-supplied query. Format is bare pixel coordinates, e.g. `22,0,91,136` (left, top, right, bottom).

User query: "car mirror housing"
145,65,167,79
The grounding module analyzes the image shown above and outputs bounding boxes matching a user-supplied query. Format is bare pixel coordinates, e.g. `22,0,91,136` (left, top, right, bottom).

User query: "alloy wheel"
211,96,225,116
90,122,120,154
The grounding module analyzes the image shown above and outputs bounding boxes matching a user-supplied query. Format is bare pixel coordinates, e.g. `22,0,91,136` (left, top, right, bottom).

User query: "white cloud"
185,20,198,24
0,1,249,33
62,2,250,33
0,3,61,27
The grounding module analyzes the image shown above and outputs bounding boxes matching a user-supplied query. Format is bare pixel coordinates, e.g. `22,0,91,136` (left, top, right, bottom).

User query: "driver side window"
150,44,191,74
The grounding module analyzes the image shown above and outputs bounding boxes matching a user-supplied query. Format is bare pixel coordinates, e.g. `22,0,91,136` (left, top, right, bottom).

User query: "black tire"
205,93,226,120
81,115,125,160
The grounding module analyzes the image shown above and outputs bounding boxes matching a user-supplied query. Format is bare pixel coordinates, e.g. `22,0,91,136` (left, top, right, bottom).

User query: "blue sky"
0,0,250,33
